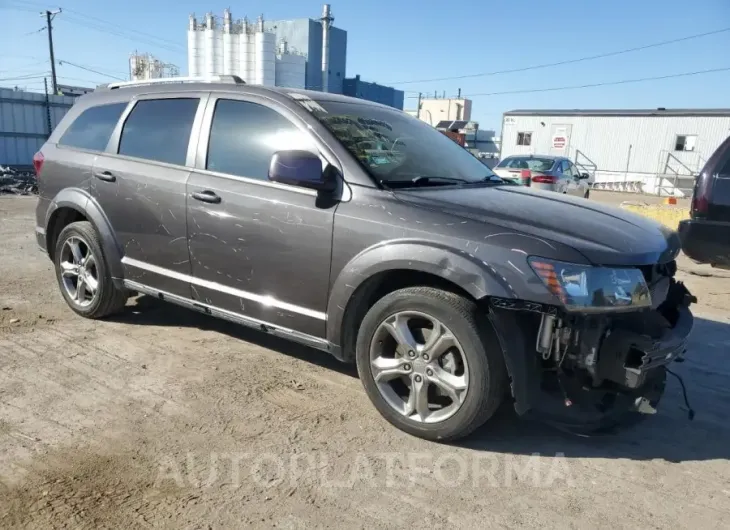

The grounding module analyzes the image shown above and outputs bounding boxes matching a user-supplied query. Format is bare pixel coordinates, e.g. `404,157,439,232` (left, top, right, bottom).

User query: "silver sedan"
493,155,591,198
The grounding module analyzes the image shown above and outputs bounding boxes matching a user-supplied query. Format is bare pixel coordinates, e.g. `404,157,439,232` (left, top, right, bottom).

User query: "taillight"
520,169,532,186
691,171,710,216
532,174,557,184
32,151,45,176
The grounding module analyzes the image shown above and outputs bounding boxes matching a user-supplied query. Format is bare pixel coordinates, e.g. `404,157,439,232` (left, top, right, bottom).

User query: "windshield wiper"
380,176,470,189
478,175,512,185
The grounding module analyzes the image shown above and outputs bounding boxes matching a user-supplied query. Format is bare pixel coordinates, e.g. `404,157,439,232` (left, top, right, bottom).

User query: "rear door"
92,92,208,298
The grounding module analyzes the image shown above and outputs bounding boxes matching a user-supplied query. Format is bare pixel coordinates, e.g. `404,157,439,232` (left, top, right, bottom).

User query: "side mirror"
268,150,336,192
579,173,590,180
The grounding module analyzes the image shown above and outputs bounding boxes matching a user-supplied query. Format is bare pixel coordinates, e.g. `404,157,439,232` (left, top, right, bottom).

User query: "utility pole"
43,78,52,138
416,92,422,119
43,9,61,95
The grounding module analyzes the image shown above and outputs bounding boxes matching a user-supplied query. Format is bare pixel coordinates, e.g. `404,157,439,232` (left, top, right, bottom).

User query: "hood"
395,185,681,266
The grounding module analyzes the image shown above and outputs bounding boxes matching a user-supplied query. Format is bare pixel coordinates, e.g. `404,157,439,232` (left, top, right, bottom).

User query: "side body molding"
45,188,125,284
326,240,515,347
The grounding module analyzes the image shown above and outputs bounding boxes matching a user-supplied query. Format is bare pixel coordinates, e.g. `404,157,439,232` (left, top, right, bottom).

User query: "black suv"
34,76,695,441
679,135,730,270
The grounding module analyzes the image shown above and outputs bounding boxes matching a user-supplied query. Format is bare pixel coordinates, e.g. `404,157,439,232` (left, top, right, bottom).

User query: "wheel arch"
45,188,124,284
326,240,515,361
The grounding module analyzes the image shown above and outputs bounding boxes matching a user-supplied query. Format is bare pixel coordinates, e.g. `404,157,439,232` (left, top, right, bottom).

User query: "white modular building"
187,10,306,89
500,109,730,196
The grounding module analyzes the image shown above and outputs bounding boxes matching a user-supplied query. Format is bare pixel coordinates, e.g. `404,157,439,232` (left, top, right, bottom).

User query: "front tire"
53,221,128,319
355,287,507,442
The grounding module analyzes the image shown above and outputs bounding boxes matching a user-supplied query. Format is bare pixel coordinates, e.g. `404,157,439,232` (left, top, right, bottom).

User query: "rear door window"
58,102,127,152
118,98,200,166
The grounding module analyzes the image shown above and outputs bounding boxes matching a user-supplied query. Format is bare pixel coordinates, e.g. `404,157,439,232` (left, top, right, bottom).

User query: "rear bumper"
678,218,730,267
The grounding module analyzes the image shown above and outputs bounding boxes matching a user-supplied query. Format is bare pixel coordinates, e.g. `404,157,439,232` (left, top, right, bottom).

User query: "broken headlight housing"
528,257,652,312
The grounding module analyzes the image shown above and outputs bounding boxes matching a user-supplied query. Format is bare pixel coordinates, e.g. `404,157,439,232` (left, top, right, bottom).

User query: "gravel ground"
1,196,729,529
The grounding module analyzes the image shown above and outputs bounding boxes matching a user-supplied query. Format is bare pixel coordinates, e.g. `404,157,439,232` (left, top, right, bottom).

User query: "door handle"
191,190,221,204
94,171,116,182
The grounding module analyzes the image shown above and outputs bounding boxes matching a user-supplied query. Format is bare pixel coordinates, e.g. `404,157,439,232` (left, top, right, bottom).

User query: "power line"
0,73,49,82
406,66,730,99
387,26,730,85
5,2,185,55
60,14,186,55
0,59,49,74
58,60,126,81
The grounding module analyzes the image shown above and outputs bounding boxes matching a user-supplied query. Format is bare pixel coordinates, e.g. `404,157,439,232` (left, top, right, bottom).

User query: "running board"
123,280,332,354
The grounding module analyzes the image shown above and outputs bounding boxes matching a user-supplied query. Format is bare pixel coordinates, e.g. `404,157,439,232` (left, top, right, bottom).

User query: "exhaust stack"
320,4,333,92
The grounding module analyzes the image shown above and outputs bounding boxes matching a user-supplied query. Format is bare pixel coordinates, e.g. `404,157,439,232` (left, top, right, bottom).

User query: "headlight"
528,257,651,312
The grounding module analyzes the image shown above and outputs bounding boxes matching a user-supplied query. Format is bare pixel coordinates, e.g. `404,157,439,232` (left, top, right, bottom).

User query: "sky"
2,0,730,132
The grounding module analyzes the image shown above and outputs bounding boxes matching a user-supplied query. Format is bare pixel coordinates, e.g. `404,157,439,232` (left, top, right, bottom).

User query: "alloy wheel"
59,236,100,308
369,311,469,423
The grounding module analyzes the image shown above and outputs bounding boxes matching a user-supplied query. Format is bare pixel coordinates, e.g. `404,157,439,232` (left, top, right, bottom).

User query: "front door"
92,93,207,297
186,95,338,338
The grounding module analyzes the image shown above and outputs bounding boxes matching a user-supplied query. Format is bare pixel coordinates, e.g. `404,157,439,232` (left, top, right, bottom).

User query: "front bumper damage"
489,278,696,433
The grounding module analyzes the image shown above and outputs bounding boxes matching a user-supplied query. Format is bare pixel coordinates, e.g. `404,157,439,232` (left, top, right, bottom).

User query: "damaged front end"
489,258,696,434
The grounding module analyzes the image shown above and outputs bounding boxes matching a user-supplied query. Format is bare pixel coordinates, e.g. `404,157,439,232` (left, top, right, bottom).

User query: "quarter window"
675,135,697,152
206,99,318,181
58,102,127,152
517,132,532,146
118,98,200,166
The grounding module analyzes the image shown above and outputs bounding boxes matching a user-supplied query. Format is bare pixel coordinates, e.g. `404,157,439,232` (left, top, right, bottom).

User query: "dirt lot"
1,195,729,529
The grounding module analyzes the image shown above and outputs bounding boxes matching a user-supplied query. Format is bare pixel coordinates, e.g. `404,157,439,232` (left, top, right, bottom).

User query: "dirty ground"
1,196,729,529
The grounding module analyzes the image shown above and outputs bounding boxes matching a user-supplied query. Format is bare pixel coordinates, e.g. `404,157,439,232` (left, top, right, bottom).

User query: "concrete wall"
342,75,404,109
0,88,75,167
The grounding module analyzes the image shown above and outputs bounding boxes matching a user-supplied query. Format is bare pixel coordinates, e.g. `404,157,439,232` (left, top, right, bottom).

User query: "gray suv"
34,76,696,441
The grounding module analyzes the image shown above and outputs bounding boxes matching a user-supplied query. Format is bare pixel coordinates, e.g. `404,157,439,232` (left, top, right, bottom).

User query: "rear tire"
584,189,590,199
355,287,507,442
53,221,128,319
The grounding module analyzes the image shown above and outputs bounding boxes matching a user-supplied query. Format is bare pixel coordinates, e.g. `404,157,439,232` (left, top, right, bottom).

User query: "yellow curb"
620,203,689,230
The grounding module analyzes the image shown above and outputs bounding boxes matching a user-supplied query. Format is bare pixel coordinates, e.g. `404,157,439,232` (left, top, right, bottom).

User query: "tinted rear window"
58,102,127,152
118,98,199,166
497,158,555,172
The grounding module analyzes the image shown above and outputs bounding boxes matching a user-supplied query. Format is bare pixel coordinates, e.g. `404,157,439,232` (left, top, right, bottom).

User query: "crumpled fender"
45,187,124,282
326,239,517,347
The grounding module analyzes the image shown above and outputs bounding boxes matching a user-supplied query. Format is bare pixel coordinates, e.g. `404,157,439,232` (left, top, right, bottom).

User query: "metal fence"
0,87,75,168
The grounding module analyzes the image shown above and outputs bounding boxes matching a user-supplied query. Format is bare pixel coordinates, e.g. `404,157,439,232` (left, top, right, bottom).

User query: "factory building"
129,52,179,81
342,75,404,110
187,10,307,88
187,5,346,92
407,96,474,126
500,108,730,196
264,4,346,93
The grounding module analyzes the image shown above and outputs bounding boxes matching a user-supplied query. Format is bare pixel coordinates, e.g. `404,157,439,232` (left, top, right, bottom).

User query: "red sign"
552,136,566,149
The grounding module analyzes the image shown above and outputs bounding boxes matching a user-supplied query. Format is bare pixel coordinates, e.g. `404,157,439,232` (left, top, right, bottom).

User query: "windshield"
301,99,498,186
496,157,556,172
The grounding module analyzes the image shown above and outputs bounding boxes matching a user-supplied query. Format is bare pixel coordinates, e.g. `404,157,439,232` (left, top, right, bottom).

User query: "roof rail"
99,75,245,90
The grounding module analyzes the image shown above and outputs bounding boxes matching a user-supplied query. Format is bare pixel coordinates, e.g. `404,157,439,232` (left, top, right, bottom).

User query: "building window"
517,132,532,146
675,135,697,152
